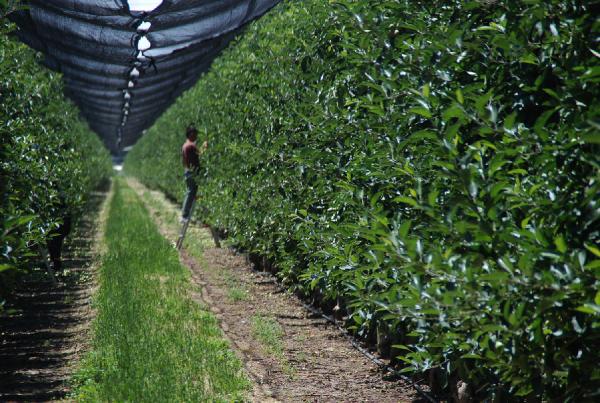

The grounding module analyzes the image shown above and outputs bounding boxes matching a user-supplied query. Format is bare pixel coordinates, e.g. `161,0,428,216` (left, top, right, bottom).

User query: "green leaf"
554,235,567,253
543,88,560,100
519,53,538,65
584,260,600,270
489,158,508,177
455,89,464,104
575,304,600,315
422,83,430,98
393,196,419,207
442,105,465,120
585,244,600,258
408,107,432,118
480,272,510,283
398,220,411,238
427,190,439,207
408,130,438,143
508,169,527,175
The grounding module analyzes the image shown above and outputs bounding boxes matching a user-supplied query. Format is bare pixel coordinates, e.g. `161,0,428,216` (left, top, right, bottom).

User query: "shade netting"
11,0,280,153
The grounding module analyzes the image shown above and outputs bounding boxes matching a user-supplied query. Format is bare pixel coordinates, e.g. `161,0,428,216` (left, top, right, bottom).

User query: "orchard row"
126,1,599,400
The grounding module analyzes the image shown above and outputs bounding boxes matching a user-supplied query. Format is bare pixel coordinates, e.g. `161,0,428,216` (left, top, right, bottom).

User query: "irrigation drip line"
242,262,439,403
297,300,438,403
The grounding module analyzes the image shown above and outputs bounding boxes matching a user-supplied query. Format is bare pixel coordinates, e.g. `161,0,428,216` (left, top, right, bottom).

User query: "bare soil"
0,184,111,402
130,178,421,403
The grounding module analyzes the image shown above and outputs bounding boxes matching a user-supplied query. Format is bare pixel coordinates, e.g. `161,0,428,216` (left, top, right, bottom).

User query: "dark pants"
46,215,72,270
182,171,198,219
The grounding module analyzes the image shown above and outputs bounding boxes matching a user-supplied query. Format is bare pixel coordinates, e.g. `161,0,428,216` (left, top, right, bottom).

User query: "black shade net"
10,0,281,153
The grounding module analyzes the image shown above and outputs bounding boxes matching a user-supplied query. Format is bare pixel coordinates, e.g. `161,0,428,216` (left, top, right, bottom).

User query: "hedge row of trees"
1,23,112,298
126,0,599,400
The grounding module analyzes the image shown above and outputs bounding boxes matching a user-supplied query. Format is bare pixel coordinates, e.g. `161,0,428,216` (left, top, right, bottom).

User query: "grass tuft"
250,315,284,359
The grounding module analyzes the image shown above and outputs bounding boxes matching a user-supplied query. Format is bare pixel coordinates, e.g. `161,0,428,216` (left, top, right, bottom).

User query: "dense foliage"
126,0,599,400
0,28,112,284
0,1,20,20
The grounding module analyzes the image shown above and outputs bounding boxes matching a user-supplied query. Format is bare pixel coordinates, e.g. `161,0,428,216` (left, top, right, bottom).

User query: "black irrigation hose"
296,300,438,403
241,261,439,403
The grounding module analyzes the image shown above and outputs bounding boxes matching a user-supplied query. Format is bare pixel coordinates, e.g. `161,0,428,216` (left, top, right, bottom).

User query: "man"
46,208,71,271
43,190,71,277
181,125,207,222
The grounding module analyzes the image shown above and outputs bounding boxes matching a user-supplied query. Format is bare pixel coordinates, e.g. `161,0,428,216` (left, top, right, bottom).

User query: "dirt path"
0,182,111,402
129,178,420,403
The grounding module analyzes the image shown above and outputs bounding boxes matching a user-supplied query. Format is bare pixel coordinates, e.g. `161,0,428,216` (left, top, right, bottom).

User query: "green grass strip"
72,179,249,402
